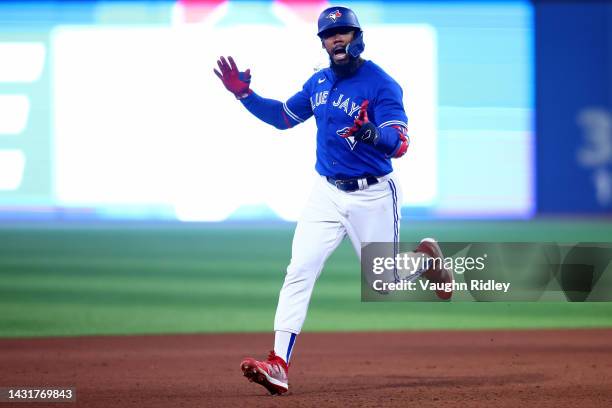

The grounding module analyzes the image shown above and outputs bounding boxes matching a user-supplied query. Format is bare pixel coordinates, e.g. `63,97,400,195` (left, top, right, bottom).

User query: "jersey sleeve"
373,81,410,158
283,79,314,126
240,79,314,130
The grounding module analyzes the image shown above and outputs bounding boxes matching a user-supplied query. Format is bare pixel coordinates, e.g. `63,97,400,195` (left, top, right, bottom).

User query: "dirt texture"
1,329,611,407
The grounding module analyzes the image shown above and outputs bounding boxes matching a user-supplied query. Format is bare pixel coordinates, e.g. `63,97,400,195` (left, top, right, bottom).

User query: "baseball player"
214,6,452,395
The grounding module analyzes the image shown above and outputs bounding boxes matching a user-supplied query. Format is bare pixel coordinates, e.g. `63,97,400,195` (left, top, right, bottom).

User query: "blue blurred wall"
536,0,612,214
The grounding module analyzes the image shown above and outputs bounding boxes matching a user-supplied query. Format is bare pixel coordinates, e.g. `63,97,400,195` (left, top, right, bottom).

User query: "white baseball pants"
273,173,403,334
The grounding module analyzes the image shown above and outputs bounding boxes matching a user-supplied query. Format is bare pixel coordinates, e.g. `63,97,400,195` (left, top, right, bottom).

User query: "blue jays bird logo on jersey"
327,10,342,22
336,127,358,150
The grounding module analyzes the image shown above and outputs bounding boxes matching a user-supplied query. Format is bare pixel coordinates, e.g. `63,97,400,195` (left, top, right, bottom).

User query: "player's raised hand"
344,100,379,145
343,100,368,137
213,56,253,99
356,100,369,122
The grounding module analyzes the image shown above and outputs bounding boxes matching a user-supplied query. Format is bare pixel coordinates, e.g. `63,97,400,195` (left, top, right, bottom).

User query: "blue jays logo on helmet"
317,6,361,37
327,9,342,22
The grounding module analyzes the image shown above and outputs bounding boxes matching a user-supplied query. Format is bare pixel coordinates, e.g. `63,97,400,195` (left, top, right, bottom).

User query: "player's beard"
330,55,364,77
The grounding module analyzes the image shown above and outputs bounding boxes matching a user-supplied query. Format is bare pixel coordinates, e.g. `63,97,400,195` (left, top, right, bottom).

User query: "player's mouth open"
333,46,348,61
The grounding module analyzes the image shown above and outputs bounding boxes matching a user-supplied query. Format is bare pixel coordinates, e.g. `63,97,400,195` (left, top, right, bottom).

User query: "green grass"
0,220,611,338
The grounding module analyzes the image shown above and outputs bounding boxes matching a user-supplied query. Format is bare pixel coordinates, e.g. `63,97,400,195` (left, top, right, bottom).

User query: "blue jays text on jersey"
240,60,409,179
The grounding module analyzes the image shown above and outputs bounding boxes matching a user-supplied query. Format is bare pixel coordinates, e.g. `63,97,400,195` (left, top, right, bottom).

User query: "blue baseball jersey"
241,60,408,179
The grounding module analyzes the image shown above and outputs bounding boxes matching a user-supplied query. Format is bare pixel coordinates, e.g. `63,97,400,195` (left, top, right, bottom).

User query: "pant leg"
345,176,402,249
273,177,346,334
342,175,403,284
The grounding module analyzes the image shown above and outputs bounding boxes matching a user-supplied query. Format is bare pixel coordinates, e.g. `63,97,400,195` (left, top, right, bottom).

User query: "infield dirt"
1,329,611,407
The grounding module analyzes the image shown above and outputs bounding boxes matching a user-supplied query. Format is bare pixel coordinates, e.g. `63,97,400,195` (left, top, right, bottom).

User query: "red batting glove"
214,56,252,99
343,100,369,138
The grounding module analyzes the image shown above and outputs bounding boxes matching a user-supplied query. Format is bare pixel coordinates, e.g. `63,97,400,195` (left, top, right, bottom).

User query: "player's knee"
286,260,322,280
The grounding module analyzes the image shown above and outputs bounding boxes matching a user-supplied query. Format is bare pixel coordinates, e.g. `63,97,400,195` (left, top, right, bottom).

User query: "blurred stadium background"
0,0,610,337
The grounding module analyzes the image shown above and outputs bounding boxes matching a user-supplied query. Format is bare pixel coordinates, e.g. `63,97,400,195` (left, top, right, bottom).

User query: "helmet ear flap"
346,30,365,58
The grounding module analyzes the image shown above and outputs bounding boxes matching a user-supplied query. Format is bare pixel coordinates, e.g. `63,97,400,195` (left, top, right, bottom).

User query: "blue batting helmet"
317,6,365,58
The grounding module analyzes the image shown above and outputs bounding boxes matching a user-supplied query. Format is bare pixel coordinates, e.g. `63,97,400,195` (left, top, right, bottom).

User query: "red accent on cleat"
415,238,454,300
240,351,289,395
